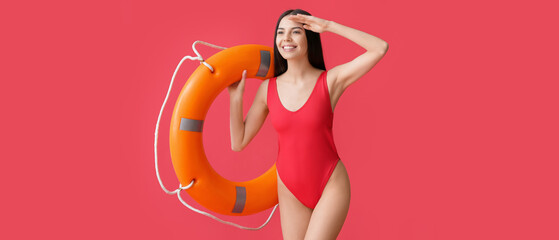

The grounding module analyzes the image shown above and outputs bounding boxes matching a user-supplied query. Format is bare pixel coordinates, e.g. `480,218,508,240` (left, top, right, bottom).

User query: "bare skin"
228,13,388,239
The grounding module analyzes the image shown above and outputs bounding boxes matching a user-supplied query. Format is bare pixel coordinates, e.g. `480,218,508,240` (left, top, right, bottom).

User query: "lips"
282,45,297,51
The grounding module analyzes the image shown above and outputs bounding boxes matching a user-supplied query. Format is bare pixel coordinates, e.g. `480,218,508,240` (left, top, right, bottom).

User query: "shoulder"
261,78,270,89
325,67,338,84
325,68,343,96
255,79,271,106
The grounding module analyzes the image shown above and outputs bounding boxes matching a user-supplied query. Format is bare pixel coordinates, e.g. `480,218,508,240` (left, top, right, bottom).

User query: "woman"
228,9,388,239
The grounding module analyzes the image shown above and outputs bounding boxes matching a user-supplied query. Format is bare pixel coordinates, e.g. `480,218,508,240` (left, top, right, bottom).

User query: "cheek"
299,39,308,50
298,36,307,45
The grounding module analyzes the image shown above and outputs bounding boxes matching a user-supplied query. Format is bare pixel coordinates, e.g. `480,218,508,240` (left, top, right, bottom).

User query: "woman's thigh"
277,173,313,240
304,160,351,240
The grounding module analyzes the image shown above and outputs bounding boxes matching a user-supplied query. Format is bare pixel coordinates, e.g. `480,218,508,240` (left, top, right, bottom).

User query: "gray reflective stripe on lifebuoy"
232,186,246,213
256,50,271,77
179,118,203,132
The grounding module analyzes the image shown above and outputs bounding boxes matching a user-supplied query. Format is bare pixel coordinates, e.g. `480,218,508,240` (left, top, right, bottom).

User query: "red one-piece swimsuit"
267,70,341,209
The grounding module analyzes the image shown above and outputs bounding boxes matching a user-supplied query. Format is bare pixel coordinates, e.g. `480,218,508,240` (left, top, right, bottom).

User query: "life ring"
169,44,277,216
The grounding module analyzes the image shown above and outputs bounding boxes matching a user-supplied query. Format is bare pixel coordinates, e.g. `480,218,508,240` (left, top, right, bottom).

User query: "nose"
283,34,292,42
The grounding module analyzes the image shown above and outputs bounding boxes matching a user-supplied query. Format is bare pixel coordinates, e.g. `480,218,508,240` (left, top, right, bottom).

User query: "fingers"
287,14,326,33
229,70,247,88
287,14,309,24
228,70,247,95
240,70,247,86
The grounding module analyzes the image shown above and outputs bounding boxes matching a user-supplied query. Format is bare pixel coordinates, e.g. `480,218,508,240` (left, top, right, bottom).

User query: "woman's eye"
293,31,301,34
277,31,283,34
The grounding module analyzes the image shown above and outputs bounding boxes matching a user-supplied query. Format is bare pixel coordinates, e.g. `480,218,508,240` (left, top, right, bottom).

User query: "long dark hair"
273,9,326,77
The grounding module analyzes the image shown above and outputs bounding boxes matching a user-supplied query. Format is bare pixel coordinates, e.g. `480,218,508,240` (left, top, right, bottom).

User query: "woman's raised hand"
286,14,331,34
228,70,247,100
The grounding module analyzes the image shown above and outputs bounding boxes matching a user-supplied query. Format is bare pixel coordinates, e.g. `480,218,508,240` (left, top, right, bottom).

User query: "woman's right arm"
228,70,269,152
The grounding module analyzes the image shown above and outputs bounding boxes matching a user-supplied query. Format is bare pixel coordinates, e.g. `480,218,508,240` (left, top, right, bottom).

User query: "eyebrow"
277,27,303,30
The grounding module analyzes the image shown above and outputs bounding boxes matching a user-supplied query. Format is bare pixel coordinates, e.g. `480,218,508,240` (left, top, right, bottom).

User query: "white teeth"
283,46,296,49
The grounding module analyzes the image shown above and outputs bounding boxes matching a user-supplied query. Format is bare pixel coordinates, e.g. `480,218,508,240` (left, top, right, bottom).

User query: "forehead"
278,17,303,29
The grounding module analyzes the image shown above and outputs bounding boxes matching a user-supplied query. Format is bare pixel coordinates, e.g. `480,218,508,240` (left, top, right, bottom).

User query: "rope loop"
179,180,195,190
190,41,228,73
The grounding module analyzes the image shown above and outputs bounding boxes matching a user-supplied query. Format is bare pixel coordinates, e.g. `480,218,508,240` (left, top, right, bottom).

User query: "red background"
2,0,558,239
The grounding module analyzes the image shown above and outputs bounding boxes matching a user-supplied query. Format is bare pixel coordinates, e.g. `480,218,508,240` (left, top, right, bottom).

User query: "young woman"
228,9,388,240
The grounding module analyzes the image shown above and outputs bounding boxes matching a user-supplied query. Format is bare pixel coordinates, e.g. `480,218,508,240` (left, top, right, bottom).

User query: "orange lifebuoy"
169,44,277,216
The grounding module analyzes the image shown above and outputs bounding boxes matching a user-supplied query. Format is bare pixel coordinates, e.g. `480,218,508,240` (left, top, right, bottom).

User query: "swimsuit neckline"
275,71,325,113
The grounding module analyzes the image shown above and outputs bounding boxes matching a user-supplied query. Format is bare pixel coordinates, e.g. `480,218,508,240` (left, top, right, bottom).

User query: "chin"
281,52,306,61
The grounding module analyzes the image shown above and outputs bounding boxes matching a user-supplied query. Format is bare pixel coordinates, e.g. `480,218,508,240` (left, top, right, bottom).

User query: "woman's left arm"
288,14,389,90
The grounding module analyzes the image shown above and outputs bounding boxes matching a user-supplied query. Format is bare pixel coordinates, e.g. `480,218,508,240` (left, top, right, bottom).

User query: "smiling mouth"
282,45,297,51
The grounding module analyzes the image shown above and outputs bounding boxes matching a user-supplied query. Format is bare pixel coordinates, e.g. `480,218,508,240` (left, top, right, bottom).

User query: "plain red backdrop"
1,0,558,239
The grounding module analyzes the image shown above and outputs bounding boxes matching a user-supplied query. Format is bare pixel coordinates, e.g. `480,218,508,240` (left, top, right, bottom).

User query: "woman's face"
275,16,308,60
